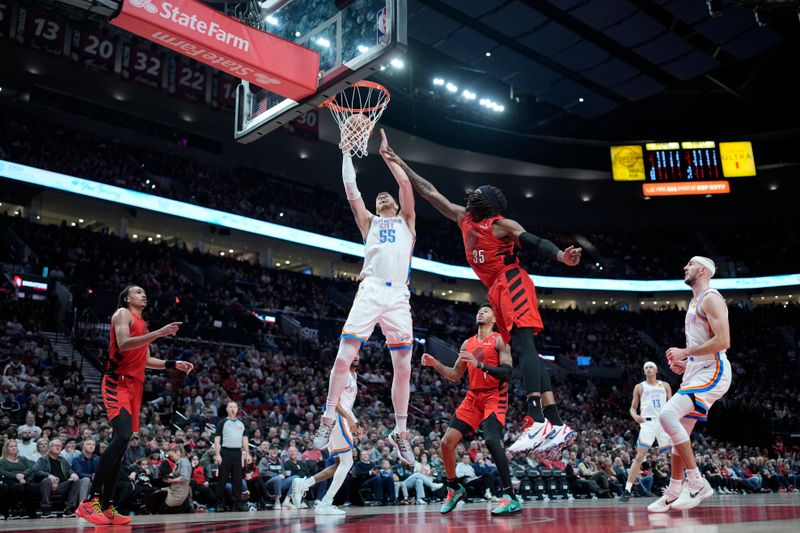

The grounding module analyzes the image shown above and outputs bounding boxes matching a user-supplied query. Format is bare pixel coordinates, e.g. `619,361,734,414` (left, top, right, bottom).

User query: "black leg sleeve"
511,327,541,395
482,414,514,495
91,409,133,506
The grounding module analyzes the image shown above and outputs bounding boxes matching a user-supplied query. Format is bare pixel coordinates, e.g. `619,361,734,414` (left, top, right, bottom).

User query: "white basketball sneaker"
647,490,682,513
313,417,335,449
389,430,415,465
508,417,552,453
315,502,345,516
672,479,714,510
291,477,314,508
534,423,577,460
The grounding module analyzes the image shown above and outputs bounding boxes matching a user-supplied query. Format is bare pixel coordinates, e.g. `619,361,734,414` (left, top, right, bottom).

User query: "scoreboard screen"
611,141,756,196
645,141,720,181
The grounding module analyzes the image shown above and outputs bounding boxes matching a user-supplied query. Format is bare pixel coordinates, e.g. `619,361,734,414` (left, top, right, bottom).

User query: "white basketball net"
323,81,390,158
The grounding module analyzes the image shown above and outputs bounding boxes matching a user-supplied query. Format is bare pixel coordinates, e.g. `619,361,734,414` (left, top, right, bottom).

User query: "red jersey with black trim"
464,332,504,391
460,213,520,287
107,311,149,381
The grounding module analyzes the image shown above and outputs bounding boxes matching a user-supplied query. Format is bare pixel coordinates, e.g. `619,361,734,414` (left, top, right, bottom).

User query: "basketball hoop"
321,80,391,158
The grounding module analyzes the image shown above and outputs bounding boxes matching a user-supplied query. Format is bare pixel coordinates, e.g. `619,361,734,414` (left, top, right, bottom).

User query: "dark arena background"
1,0,799,531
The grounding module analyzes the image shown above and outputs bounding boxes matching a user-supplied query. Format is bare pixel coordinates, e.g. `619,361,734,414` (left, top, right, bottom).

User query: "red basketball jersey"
460,213,520,287
107,311,149,381
464,332,503,391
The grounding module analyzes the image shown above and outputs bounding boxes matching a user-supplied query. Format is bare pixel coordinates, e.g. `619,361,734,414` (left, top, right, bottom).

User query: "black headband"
476,186,501,215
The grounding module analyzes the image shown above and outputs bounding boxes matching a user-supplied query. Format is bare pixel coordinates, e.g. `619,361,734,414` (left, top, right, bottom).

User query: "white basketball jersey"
339,372,358,419
640,380,667,418
685,288,726,357
360,216,415,285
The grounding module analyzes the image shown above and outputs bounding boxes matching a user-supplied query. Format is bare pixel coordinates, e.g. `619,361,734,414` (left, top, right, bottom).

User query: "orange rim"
321,80,391,113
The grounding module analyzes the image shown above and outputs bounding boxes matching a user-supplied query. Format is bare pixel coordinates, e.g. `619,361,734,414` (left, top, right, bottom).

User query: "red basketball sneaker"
76,497,111,525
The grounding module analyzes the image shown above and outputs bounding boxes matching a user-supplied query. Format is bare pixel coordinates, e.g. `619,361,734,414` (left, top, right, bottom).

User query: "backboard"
234,0,406,143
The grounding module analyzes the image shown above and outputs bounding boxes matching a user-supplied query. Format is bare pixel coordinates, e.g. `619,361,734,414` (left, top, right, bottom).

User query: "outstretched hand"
379,129,403,165
560,245,582,266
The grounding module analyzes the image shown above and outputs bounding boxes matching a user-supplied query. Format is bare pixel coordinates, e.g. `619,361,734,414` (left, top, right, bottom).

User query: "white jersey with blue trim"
640,380,668,418
339,372,358,419
360,215,414,285
685,288,726,357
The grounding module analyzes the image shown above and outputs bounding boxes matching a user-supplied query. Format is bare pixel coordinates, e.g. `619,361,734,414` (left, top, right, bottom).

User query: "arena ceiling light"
432,78,445,86
390,58,404,69
3,158,799,292
445,82,458,93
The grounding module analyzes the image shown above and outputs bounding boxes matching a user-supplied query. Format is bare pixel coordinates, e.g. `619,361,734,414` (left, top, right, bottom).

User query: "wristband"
165,360,177,370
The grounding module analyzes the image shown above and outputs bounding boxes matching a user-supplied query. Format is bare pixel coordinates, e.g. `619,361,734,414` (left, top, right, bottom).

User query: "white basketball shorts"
340,277,413,350
677,353,732,422
638,419,672,451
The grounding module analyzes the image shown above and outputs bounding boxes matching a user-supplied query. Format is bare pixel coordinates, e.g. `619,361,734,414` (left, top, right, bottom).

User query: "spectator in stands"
261,444,293,509
60,438,81,464
455,455,490,500
34,438,91,516
72,438,99,502
17,412,42,439
161,445,192,514
0,439,39,518
18,429,37,461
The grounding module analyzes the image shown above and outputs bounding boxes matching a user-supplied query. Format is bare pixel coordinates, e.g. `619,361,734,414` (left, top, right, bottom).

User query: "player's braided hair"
117,285,138,309
467,185,507,221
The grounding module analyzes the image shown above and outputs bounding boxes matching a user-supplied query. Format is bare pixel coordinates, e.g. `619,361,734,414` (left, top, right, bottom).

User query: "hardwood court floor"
2,493,799,533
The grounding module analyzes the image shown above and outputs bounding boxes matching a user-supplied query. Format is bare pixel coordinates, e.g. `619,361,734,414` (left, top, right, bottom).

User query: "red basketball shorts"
454,388,509,432
102,374,144,432
487,266,544,344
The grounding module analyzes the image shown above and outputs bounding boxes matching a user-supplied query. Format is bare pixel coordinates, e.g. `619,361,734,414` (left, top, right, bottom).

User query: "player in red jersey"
76,285,193,525
423,305,520,515
381,144,581,456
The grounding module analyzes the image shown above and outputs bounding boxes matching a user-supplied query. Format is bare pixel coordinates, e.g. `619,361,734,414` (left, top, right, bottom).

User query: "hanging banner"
110,0,319,100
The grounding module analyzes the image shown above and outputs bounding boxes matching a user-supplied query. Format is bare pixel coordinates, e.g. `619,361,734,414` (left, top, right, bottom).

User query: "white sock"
667,478,683,498
395,415,408,433
625,481,633,492
686,467,703,487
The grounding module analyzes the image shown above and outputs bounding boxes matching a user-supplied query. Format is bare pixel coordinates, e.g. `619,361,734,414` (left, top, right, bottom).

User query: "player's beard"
684,272,696,287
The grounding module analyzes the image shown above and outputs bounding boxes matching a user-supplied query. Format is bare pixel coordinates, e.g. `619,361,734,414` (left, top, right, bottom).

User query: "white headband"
643,361,657,370
690,256,716,278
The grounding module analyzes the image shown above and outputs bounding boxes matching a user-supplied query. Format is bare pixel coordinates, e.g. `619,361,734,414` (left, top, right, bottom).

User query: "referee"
214,401,250,510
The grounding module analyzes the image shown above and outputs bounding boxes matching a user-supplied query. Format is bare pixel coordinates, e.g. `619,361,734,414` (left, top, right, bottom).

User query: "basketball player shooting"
380,144,581,456
76,285,193,525
423,305,521,516
648,256,732,513
619,361,672,502
313,129,417,465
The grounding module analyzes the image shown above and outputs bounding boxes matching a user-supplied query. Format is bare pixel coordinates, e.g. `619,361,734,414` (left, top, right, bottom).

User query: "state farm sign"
111,0,319,100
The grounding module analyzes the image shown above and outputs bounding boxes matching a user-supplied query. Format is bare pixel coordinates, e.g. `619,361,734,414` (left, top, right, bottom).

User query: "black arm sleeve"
519,231,561,261
478,363,512,381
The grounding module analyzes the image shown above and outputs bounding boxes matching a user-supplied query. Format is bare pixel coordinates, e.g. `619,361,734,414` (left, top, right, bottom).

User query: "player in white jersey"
619,361,672,502
292,356,362,515
648,256,732,513
314,129,417,465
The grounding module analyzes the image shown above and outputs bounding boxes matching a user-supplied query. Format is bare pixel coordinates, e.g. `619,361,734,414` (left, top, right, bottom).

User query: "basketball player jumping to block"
293,355,362,515
76,285,193,525
648,256,732,513
380,145,581,456
314,129,417,465
619,361,672,502
424,305,521,516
